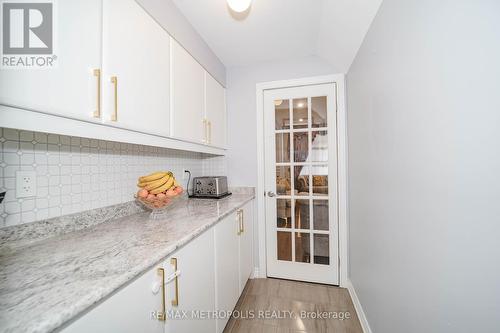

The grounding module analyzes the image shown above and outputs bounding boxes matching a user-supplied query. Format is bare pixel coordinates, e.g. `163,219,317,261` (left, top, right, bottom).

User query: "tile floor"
224,278,363,333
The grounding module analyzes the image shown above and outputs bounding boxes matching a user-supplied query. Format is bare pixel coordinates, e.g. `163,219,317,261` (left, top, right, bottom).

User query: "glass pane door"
274,96,330,265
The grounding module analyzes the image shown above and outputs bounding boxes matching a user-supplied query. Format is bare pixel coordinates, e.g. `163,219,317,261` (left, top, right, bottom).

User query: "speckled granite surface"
0,191,254,333
0,201,144,251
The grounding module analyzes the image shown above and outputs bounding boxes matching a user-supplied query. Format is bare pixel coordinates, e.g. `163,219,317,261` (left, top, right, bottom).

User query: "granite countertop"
0,190,254,333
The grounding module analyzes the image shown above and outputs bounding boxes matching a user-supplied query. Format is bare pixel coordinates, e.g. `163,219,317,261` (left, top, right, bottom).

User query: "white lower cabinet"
62,265,164,333
62,201,253,333
238,201,254,292
214,213,241,333
164,229,216,333
215,202,254,333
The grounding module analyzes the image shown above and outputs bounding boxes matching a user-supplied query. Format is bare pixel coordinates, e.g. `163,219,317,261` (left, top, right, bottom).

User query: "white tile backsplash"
0,128,226,227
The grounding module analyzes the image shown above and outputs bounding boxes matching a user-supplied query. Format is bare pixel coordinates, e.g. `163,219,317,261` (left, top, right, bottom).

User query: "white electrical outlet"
16,171,37,198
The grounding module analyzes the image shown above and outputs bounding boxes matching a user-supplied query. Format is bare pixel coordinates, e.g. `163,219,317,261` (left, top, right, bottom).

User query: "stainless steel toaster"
190,176,230,199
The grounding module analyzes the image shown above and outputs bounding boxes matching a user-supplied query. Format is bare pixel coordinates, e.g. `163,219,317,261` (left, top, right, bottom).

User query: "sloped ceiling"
171,0,382,72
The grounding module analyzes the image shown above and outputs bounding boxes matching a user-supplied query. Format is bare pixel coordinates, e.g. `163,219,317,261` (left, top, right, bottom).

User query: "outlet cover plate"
16,171,36,198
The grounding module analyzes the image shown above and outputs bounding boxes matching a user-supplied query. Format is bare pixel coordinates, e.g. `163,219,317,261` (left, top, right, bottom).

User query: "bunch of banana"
137,171,176,194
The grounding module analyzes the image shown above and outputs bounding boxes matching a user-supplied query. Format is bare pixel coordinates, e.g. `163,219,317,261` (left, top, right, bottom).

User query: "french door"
264,83,338,285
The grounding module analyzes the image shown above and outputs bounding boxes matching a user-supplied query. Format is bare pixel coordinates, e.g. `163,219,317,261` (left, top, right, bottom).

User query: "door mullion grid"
289,98,296,263
276,128,319,134
276,227,329,234
307,97,314,265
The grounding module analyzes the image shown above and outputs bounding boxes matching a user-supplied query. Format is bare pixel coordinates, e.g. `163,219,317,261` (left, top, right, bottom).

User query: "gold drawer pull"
171,258,179,306
93,69,101,118
157,267,166,321
110,76,118,121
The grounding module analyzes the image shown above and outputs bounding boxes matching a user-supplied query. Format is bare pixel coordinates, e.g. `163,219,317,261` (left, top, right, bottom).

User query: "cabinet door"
101,0,170,136
62,266,164,333
214,213,240,333
0,0,101,122
170,39,205,144
165,229,216,333
205,72,227,148
239,201,254,292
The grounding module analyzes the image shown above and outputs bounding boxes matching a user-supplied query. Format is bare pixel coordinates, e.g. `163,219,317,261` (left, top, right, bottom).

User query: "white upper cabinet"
101,0,170,136
170,38,205,144
205,73,227,148
0,0,102,122
0,0,226,155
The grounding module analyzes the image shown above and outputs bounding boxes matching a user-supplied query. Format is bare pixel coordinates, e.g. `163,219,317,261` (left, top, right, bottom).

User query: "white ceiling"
171,0,382,72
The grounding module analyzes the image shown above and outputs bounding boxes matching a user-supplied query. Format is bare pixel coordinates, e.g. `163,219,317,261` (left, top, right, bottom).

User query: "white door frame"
255,74,348,287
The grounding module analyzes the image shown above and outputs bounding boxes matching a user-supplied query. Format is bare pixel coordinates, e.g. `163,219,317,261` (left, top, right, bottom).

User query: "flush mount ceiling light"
274,100,283,106
297,102,305,108
227,0,252,12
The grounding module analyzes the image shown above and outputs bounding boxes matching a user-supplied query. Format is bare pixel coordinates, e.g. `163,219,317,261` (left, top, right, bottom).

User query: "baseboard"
345,279,372,333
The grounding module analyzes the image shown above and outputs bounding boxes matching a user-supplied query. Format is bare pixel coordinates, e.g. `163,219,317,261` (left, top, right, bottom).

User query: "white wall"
136,0,226,86
347,0,500,332
317,0,382,72
226,56,337,187
226,56,336,270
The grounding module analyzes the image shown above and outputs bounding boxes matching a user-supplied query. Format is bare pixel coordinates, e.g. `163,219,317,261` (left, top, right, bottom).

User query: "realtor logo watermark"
1,0,57,68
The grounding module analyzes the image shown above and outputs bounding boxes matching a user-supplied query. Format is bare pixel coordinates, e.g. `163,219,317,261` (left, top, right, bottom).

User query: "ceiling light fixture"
297,102,305,108
274,100,283,106
227,0,252,13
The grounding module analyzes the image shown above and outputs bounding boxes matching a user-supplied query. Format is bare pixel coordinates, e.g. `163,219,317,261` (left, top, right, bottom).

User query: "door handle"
267,191,276,197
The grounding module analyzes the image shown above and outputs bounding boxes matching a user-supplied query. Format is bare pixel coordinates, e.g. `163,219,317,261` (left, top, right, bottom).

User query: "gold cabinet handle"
208,120,212,144
157,268,166,321
171,258,179,306
237,210,242,235
93,69,101,118
240,209,244,233
110,76,118,121
202,119,207,143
